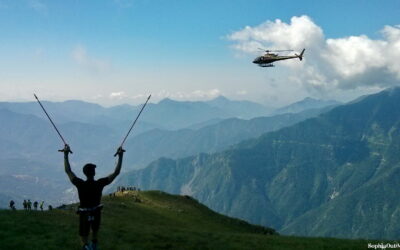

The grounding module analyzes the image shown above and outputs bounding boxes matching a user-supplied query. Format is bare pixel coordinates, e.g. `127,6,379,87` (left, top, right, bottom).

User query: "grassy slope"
0,191,377,250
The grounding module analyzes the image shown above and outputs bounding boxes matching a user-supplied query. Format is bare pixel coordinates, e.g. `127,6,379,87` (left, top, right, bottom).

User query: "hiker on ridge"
62,144,125,250
33,201,38,210
9,200,15,210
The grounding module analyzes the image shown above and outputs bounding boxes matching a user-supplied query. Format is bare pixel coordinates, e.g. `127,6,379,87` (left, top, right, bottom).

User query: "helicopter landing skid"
259,63,274,67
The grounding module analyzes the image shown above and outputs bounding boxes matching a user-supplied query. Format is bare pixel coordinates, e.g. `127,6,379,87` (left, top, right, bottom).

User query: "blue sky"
1,0,399,106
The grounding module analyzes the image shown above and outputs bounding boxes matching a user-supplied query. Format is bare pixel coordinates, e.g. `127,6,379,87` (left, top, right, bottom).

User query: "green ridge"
0,191,376,250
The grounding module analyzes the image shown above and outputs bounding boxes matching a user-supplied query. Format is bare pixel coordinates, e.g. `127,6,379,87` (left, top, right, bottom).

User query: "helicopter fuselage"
253,49,305,67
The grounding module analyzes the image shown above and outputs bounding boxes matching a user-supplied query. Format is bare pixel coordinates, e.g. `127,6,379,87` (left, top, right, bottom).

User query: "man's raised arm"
107,147,125,183
62,144,77,182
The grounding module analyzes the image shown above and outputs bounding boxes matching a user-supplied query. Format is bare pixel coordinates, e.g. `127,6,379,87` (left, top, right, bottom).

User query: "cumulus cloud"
228,15,400,93
109,91,126,99
229,16,323,54
71,45,111,72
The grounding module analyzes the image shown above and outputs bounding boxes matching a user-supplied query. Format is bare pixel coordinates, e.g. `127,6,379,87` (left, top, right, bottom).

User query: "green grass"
0,191,382,250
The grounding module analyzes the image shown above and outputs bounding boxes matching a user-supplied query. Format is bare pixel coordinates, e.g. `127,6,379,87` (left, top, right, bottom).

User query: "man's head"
83,163,96,179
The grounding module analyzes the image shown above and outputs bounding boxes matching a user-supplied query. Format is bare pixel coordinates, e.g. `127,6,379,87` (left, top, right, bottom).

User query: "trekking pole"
114,94,151,156
33,94,72,153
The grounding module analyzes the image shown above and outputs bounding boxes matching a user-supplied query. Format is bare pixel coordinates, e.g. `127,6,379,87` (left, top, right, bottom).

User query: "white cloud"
132,94,146,99
110,91,126,99
159,89,221,100
98,89,223,105
190,89,221,99
71,45,111,72
229,16,323,54
112,89,222,103
228,16,400,94
28,0,47,13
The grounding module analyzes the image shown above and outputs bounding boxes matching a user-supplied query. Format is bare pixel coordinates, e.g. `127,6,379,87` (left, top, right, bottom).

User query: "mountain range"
0,96,332,208
0,96,270,131
274,97,340,114
123,107,329,169
115,87,400,239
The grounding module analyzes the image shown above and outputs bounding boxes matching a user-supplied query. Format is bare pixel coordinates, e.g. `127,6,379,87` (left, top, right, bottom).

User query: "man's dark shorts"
79,210,101,236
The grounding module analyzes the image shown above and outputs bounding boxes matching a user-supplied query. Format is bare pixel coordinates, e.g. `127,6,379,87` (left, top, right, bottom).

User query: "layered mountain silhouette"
123,107,328,169
0,96,270,131
115,88,400,239
274,97,340,114
0,96,295,207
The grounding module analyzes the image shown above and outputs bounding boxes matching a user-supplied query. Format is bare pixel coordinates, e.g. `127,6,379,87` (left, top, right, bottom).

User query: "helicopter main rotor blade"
258,48,294,53
270,49,294,52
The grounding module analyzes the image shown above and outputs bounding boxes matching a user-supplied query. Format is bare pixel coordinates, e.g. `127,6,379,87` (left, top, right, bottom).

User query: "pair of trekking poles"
34,94,151,156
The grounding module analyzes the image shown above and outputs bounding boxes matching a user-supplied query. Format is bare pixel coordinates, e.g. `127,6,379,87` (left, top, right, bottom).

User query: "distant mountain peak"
275,97,340,115
158,98,177,104
296,97,324,104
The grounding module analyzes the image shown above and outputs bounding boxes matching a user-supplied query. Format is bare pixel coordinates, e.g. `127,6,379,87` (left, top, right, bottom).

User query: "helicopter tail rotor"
296,48,305,61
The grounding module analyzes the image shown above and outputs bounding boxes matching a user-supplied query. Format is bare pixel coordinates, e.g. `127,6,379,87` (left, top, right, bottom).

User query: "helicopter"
253,48,305,67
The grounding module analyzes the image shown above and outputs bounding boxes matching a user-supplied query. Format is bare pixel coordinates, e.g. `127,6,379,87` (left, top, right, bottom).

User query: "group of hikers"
23,200,45,211
9,199,52,211
116,185,140,192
